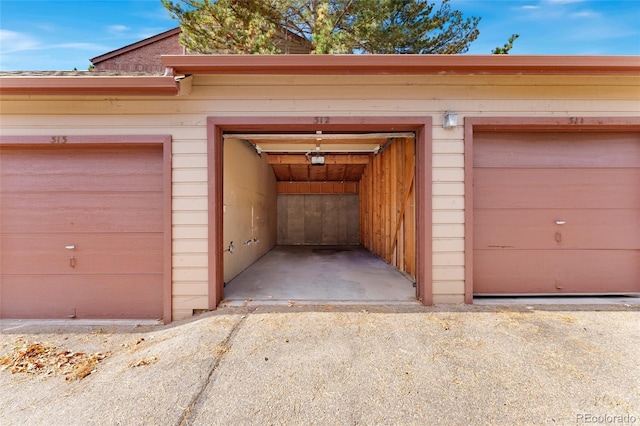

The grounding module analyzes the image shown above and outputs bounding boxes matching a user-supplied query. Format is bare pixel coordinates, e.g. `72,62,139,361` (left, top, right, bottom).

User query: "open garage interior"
472,130,640,296
221,131,418,304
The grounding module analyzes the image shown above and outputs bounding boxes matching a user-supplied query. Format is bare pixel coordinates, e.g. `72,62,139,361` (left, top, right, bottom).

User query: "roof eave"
91,27,181,64
0,76,180,96
162,54,640,76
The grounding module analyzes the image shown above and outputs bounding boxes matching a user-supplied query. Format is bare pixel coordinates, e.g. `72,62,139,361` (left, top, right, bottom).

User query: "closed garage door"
1,144,164,318
474,131,640,294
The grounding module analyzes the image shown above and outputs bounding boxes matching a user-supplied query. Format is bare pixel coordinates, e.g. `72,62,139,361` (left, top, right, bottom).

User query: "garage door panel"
0,275,163,319
474,130,639,295
474,209,640,250
1,193,163,233
474,250,640,294
474,132,640,168
1,142,166,319
0,147,163,193
474,168,639,209
1,233,163,275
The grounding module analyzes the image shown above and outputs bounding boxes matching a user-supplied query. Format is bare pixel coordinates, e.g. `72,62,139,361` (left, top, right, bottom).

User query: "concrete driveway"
1,303,638,425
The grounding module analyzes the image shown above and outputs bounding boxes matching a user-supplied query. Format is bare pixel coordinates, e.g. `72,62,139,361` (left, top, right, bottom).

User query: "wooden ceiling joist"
267,154,370,165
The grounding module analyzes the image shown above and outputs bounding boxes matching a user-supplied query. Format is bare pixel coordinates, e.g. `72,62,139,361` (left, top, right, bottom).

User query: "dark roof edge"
0,75,179,96
162,54,640,76
91,27,182,64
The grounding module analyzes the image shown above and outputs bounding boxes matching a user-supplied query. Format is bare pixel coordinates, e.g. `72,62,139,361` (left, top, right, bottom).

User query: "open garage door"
1,142,167,319
473,131,640,295
221,131,418,302
208,117,432,308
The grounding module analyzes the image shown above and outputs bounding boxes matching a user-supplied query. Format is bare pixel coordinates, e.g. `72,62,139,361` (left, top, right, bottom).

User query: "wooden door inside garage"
1,142,165,319
473,131,640,295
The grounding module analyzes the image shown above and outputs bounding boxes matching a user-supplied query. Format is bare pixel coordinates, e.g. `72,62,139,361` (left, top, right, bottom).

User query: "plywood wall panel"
278,194,359,245
360,137,416,277
223,139,278,283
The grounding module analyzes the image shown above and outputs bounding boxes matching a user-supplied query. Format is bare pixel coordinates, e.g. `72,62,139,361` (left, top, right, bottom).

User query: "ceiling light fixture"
311,155,325,166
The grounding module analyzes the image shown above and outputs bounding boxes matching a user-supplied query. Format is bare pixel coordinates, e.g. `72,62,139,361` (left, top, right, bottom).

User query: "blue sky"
0,0,638,71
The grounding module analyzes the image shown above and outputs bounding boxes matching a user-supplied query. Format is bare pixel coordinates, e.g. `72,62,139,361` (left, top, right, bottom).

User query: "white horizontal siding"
172,225,208,239
432,196,464,210
433,140,464,154
173,168,208,183
433,266,465,281
173,254,208,268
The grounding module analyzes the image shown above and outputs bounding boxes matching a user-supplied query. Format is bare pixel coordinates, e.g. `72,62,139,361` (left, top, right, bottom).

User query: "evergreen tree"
161,0,485,54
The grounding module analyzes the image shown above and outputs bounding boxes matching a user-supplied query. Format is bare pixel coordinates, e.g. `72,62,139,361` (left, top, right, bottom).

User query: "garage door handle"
70,256,76,268
555,232,562,243
555,220,566,225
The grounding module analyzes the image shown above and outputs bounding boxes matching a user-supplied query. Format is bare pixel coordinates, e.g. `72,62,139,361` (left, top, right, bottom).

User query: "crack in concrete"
177,312,250,426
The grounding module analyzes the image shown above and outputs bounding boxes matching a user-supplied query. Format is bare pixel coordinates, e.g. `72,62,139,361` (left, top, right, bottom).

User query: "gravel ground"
1,304,638,426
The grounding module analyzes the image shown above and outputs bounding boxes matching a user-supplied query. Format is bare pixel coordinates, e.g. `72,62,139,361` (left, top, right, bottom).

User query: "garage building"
1,55,638,322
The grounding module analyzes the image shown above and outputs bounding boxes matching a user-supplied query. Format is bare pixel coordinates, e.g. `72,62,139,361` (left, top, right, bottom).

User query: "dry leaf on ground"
0,339,109,380
130,356,159,368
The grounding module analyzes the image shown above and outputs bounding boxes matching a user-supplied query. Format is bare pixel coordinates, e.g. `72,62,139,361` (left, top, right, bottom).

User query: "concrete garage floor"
222,245,417,306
